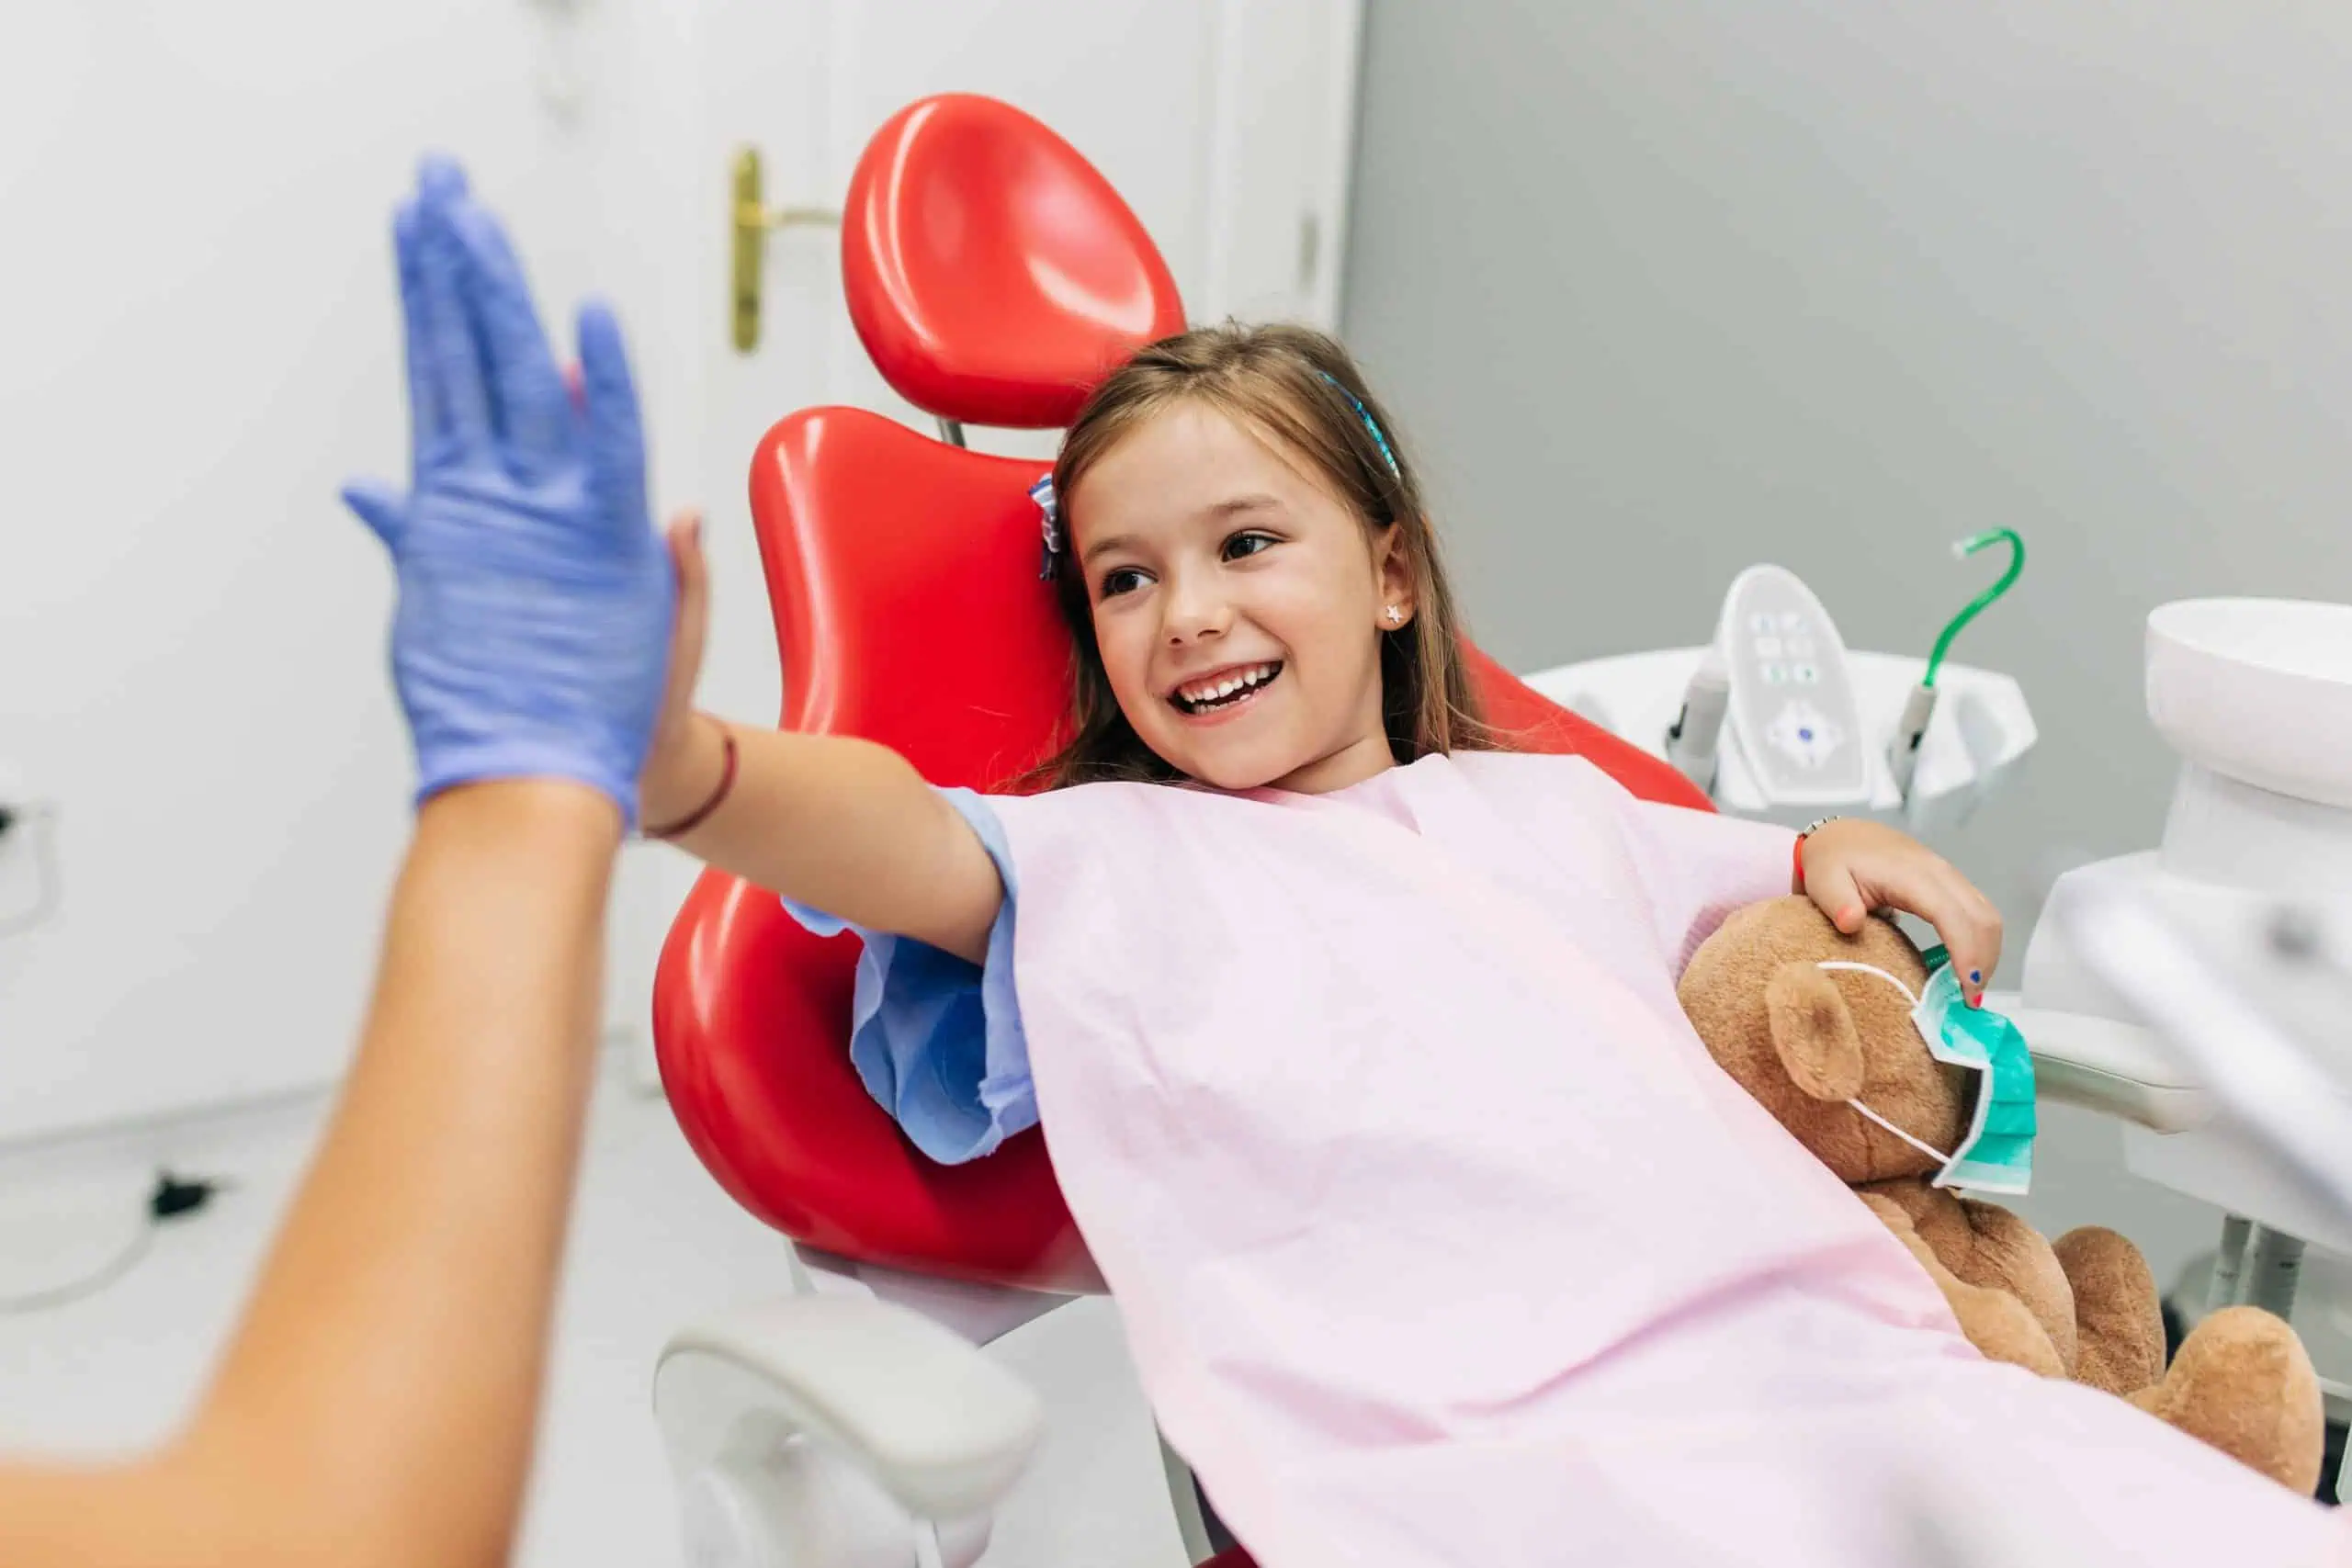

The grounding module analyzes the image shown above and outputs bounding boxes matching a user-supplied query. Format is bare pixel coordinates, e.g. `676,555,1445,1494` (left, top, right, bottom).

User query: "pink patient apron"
987,752,2341,1567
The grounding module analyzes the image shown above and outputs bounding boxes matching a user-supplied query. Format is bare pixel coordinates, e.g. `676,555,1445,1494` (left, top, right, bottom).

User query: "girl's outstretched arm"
638,521,1001,964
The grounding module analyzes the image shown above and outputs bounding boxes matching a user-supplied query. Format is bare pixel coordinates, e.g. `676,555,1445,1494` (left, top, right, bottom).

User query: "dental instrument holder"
1661,648,1730,793
1526,565,2037,837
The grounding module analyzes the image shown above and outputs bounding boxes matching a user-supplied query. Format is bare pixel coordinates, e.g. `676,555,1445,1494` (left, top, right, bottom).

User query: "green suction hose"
1890,528,2026,799
1923,528,2025,688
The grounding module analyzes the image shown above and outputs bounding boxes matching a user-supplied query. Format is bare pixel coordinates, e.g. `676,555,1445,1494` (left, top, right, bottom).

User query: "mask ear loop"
1815,960,1921,1007
1847,1100,1954,1166
1812,961,1951,1165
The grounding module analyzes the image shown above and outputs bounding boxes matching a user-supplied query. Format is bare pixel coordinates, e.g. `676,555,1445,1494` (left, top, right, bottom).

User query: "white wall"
0,2,706,1143
1340,1,2352,1286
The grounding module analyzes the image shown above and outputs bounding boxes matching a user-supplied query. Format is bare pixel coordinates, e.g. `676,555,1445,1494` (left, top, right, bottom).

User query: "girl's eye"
1101,567,1148,598
1223,531,1277,561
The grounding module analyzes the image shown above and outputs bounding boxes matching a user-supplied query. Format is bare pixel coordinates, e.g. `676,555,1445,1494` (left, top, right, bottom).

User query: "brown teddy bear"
1678,896,2324,1495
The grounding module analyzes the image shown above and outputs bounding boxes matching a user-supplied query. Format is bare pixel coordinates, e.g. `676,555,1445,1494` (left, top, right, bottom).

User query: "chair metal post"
2242,1224,2308,1321
936,417,967,447
2206,1214,2253,1314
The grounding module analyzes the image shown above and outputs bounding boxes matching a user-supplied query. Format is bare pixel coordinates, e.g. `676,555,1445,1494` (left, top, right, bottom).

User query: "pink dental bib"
985,753,2336,1566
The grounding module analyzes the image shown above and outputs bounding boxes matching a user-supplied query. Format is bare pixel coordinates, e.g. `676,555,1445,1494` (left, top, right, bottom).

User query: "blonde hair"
1032,322,1490,788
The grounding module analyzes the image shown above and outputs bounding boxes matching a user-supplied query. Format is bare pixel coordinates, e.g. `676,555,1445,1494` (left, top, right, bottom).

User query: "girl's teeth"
1178,662,1277,707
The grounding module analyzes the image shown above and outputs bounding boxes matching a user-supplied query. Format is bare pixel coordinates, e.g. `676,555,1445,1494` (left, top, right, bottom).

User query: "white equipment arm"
1995,998,2211,1134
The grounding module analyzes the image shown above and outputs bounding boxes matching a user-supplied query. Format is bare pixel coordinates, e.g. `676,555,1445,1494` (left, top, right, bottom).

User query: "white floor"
0,1053,1188,1567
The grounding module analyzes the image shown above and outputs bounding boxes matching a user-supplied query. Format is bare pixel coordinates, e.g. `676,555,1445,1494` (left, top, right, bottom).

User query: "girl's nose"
1161,573,1232,644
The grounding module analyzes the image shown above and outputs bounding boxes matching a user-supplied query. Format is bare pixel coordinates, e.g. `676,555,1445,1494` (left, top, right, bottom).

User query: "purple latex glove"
343,157,673,826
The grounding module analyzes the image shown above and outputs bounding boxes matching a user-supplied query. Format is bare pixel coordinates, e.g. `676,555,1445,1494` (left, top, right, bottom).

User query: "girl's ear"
1374,520,1417,628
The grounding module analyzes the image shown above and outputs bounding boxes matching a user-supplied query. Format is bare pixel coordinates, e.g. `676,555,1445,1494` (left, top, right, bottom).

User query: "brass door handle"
731,146,841,354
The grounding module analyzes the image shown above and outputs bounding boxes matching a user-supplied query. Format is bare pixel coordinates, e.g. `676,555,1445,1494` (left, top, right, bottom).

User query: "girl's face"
1068,400,1413,795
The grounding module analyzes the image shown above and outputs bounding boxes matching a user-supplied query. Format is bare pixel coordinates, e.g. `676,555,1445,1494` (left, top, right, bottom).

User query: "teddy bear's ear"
1763,962,1867,1101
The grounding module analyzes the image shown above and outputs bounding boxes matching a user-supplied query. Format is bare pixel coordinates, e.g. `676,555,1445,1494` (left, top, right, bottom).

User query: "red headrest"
842,94,1186,429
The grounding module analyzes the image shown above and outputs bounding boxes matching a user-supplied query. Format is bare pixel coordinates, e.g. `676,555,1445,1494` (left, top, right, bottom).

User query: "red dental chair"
650,94,1713,1568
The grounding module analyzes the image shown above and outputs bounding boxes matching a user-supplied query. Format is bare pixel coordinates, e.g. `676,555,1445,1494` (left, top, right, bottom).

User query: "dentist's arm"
0,780,620,1568
0,157,679,1566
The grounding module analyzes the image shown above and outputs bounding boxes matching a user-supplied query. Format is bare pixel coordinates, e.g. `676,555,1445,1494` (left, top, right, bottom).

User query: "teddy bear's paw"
2135,1305,2324,1495
2052,1225,2165,1397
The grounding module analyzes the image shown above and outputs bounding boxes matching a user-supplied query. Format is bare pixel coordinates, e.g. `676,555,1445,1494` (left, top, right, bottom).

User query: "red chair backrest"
653,94,1713,1292
656,413,1094,1290
842,94,1185,429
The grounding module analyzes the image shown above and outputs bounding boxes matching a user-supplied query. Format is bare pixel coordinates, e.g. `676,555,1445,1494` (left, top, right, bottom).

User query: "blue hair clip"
1033,473,1061,581
1317,371,1400,479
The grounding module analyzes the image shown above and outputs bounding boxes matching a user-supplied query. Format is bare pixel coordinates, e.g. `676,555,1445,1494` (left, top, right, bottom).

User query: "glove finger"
341,479,410,549
417,153,469,203
445,196,570,473
576,300,650,536
391,201,448,455
411,160,492,451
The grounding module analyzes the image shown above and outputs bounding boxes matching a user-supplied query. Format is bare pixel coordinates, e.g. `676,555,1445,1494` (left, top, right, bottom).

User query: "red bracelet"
646,726,739,840
1792,816,1840,895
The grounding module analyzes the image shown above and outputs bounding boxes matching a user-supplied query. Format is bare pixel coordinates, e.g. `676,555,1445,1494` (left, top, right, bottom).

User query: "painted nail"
1969,970,1982,985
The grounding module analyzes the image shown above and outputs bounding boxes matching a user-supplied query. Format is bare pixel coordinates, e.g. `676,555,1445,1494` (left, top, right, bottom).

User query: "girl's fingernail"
1969,970,1982,985
1968,992,1984,1010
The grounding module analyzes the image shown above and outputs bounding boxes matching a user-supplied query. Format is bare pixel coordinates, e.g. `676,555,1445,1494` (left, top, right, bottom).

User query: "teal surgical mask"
1815,953,2038,1196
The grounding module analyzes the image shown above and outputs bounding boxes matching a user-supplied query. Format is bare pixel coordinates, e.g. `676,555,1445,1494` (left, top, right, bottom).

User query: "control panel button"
1767,702,1845,768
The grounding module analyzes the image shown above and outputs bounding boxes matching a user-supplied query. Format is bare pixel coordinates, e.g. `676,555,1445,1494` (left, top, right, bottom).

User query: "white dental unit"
2018,599,2352,1328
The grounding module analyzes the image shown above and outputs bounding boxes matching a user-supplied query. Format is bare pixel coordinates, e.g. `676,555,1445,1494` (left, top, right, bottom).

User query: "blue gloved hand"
343,158,674,827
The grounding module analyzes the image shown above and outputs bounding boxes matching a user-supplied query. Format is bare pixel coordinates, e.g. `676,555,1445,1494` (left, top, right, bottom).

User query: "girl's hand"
1798,818,2003,1007
639,510,718,827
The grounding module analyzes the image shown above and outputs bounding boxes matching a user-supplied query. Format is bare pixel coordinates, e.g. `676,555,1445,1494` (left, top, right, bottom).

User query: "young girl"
635,326,2327,1564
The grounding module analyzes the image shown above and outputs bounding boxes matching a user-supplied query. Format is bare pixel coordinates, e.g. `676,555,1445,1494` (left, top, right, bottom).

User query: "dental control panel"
1520,562,2036,836
1719,566,1866,806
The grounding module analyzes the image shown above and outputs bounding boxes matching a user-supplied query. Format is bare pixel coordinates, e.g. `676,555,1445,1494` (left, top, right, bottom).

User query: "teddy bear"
1677,895,2324,1495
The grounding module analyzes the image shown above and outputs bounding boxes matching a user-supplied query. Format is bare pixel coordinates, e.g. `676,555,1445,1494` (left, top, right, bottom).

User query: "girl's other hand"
1799,818,2004,1007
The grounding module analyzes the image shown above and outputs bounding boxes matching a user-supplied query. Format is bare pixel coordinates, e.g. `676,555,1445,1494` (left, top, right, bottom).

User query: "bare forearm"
7,783,624,1568
644,716,998,962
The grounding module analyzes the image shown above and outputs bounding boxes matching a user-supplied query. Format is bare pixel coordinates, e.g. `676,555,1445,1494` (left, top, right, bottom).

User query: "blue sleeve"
780,789,1035,1165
